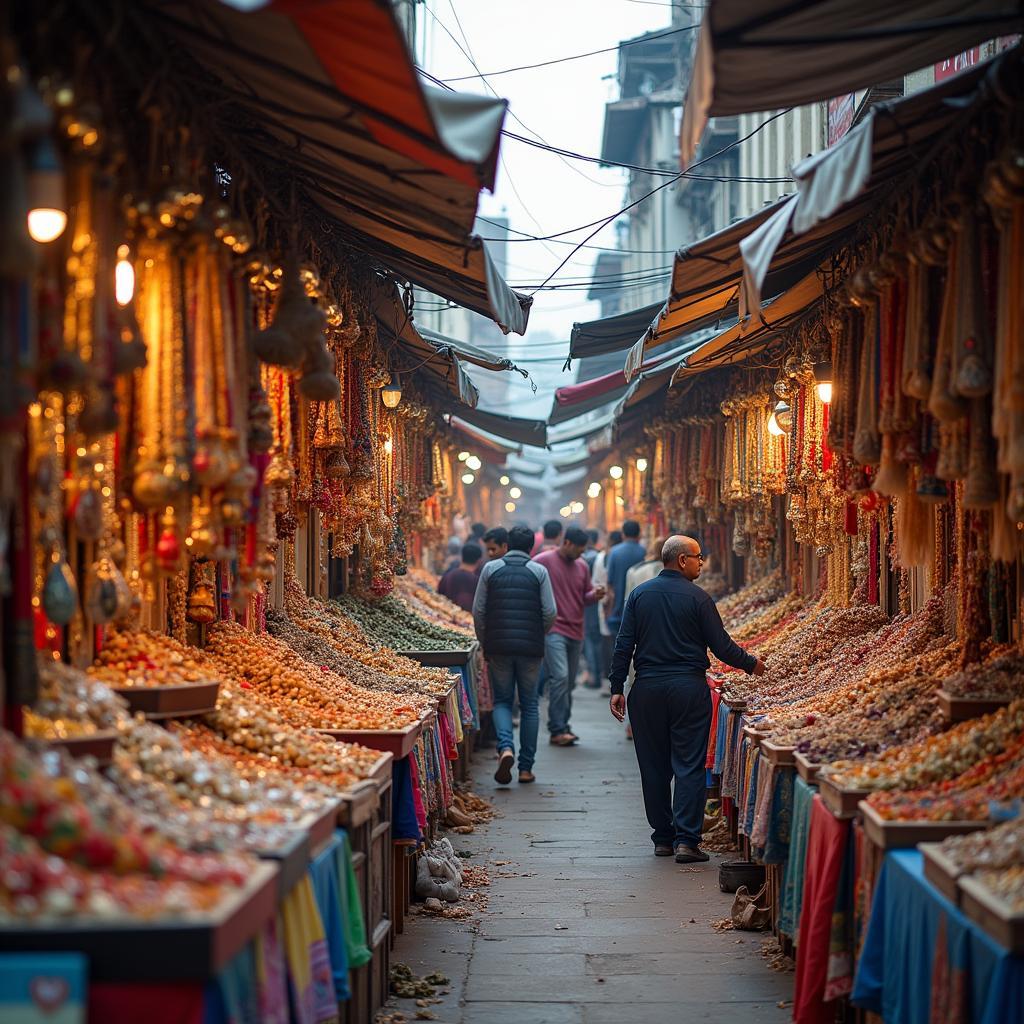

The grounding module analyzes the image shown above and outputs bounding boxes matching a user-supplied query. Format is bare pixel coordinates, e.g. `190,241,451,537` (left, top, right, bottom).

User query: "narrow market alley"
388,694,792,1024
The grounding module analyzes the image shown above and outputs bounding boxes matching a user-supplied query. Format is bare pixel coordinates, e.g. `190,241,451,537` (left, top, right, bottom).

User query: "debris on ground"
389,964,450,1000
711,917,735,932
760,937,796,973
701,805,738,853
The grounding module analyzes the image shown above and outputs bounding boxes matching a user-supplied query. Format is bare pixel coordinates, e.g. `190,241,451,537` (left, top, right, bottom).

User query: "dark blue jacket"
608,569,756,694
472,551,557,658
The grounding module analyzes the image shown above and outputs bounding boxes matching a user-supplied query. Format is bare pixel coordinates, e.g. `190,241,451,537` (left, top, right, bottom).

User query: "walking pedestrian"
621,535,666,739
581,530,602,689
603,519,646,636
482,526,509,562
608,535,764,863
438,542,482,612
473,526,557,785
534,526,605,746
592,530,621,690
531,519,563,557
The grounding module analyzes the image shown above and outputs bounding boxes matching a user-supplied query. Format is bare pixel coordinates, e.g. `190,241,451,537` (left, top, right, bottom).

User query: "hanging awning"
568,301,663,361
680,0,1024,166
416,326,531,379
141,0,531,334
448,418,523,458
737,46,1020,314
448,407,548,449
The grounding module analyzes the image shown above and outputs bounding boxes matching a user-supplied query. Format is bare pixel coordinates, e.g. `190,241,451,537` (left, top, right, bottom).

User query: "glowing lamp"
499,475,510,486
609,465,623,480
466,455,482,472
509,486,522,499
586,482,601,499
635,457,648,472
461,472,475,485
27,137,67,244
505,501,516,513
381,382,403,409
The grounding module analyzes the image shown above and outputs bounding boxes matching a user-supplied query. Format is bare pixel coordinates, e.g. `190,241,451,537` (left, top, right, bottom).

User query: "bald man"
608,535,764,863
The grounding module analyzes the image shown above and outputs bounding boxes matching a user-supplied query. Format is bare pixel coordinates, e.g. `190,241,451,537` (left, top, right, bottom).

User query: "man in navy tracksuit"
608,535,764,863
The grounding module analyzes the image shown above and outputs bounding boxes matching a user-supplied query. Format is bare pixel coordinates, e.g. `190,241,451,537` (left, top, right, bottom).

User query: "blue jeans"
583,621,603,686
544,632,582,736
488,655,543,772
627,675,712,847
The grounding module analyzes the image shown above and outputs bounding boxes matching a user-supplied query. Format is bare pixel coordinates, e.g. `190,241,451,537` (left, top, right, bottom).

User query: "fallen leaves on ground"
760,938,795,973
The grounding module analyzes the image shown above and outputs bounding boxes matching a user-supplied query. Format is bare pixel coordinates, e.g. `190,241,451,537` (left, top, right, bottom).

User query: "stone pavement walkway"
386,690,793,1023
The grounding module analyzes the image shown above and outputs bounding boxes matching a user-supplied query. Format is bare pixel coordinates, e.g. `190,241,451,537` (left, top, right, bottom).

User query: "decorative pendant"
86,558,120,623
186,581,217,624
156,512,182,573
42,556,78,625
74,486,104,541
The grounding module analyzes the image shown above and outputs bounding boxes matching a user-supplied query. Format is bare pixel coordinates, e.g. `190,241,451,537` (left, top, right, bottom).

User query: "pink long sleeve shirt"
533,548,599,641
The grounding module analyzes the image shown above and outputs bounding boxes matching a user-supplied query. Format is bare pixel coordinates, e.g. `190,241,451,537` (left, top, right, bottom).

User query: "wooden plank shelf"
959,874,1024,954
320,719,421,759
817,773,870,820
112,681,220,720
0,861,279,982
337,780,378,830
937,689,1013,724
859,801,987,851
741,725,766,749
397,649,472,668
794,751,821,784
919,842,965,906
760,740,796,767
258,830,311,898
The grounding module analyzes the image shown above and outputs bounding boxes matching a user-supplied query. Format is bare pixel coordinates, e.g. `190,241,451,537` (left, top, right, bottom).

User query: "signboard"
0,954,86,1024
827,94,855,146
934,46,981,81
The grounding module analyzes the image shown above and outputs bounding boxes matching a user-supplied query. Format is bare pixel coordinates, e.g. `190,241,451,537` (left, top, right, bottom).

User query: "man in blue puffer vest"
473,525,557,786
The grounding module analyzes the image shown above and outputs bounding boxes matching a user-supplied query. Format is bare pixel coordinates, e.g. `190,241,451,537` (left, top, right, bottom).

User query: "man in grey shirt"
473,526,557,785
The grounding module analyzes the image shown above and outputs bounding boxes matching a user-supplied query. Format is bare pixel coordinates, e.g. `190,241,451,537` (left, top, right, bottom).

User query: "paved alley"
388,691,792,1024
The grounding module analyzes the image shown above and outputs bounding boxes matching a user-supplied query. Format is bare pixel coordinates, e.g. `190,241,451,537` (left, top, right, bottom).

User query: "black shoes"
674,844,710,864
654,844,674,857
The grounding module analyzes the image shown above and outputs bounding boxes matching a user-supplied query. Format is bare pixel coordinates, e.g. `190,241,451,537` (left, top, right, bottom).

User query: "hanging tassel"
963,396,999,509
853,302,881,465
928,232,968,422
902,254,932,399
953,206,994,398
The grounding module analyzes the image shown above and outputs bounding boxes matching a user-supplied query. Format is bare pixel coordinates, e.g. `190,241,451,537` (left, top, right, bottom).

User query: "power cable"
441,23,698,81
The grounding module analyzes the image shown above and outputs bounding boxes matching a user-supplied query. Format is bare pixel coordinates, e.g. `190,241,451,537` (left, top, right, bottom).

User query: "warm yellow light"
635,457,648,472
559,505,571,518
571,500,584,514
505,501,516,513
586,481,602,499
816,381,833,405
115,246,135,305
767,412,784,436
457,451,470,462
461,472,475,485
615,495,625,506
381,383,402,409
609,465,624,480
466,455,482,472
499,475,510,486
27,208,67,243
383,437,393,454
509,486,522,499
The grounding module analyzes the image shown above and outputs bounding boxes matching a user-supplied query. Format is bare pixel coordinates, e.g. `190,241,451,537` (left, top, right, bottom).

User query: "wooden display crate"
794,751,821,784
920,842,966,906
112,680,220,719
741,725,765,749
305,797,344,852
338,780,379,830
959,874,1024,954
936,688,1012,723
859,801,987,851
259,830,311,898
721,695,747,713
42,730,118,765
397,648,472,668
817,773,871,820
760,740,796,767
320,719,422,759
0,861,278,981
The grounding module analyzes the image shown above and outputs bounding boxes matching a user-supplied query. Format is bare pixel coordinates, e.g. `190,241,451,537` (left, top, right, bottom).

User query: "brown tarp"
680,0,1023,165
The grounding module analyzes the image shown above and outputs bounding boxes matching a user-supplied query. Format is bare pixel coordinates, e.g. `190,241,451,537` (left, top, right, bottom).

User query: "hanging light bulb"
461,472,475,485
115,244,135,306
499,475,510,486
383,437,393,454
767,400,790,436
587,481,602,498
559,505,571,518
381,382,402,409
571,500,585,514
813,361,833,405
635,457,648,472
466,455,482,472
609,465,624,480
457,451,470,462
505,501,516,513
26,137,67,243
509,486,522,499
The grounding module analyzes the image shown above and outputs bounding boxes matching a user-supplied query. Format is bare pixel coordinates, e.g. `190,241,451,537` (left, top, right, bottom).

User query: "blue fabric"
605,539,646,631
762,765,794,865
544,631,582,736
309,834,350,1001
459,665,478,729
488,654,542,771
743,750,760,836
713,701,730,776
853,850,1024,1024
204,942,260,1024
779,775,816,940
391,756,422,841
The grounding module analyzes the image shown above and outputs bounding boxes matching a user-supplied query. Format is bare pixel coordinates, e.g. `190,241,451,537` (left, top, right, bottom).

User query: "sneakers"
674,844,710,864
494,749,514,785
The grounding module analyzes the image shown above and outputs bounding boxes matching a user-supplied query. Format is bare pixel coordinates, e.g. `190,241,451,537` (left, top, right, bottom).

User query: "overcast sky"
417,0,672,371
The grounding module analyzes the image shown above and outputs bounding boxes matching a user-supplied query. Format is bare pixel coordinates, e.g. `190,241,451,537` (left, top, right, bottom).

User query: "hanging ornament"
155,511,181,573
73,485,104,541
42,555,77,625
85,558,120,623
186,581,217,624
